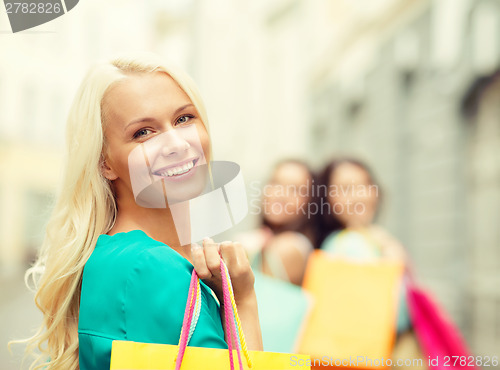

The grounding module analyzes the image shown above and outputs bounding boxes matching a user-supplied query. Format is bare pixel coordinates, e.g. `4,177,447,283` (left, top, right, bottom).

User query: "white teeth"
158,160,196,177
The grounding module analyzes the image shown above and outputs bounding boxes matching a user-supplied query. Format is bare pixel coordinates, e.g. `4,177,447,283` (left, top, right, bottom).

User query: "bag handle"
221,259,244,370
221,261,253,368
175,269,201,369
175,258,253,370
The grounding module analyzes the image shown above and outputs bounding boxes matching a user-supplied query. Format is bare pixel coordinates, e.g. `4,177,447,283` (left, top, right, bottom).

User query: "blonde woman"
20,53,262,369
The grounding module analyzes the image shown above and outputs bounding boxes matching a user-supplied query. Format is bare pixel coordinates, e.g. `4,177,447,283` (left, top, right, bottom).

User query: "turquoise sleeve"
320,232,340,253
124,247,228,349
78,233,227,370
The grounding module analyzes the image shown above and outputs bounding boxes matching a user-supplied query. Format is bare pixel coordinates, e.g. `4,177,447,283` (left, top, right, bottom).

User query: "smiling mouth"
153,158,199,177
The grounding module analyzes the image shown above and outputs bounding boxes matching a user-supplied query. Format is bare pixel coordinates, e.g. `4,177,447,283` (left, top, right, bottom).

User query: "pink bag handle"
175,258,251,370
221,259,244,370
174,268,199,370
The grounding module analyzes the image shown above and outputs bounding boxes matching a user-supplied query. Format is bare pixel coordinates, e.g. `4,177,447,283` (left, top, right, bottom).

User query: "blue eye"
133,128,152,139
176,115,194,126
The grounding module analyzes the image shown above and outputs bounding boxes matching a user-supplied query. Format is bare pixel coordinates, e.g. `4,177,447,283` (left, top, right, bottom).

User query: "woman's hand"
191,237,255,305
191,237,263,351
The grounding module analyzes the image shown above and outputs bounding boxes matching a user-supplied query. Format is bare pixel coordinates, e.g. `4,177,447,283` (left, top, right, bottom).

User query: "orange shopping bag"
110,259,311,370
298,251,404,369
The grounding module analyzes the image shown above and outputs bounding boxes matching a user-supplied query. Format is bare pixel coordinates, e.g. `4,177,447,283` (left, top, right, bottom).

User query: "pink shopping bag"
407,283,477,370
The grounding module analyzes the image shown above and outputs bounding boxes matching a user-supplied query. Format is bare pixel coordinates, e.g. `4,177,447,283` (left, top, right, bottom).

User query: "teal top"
78,230,227,369
321,230,382,261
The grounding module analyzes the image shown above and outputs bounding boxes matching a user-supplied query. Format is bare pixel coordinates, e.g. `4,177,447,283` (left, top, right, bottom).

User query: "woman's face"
262,163,311,227
102,72,210,206
327,163,378,228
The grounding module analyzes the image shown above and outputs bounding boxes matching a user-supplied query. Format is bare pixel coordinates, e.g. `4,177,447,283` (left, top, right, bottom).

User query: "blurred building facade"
307,0,500,358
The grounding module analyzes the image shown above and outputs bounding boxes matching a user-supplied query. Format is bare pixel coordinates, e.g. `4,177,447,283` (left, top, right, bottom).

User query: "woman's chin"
166,189,205,204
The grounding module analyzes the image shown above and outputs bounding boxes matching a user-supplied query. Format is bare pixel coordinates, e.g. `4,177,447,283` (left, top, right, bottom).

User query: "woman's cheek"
194,125,211,161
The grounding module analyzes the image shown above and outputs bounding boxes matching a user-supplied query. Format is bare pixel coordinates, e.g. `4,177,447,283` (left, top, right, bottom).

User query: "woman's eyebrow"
173,103,195,116
124,104,195,131
124,117,157,130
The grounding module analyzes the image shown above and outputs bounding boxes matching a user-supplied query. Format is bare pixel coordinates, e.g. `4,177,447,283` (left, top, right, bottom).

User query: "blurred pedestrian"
242,159,318,286
238,159,317,353
316,157,421,368
318,158,407,264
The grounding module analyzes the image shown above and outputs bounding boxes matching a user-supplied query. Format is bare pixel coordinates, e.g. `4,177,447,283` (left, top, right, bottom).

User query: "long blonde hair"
17,53,211,369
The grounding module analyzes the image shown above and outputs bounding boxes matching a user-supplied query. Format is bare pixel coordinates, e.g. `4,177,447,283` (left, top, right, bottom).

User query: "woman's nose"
160,130,190,156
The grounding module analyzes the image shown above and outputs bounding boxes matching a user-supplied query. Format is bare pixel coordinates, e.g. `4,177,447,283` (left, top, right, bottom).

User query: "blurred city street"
0,272,41,370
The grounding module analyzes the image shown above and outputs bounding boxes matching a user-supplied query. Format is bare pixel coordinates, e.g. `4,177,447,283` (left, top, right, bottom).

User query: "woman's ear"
101,157,118,181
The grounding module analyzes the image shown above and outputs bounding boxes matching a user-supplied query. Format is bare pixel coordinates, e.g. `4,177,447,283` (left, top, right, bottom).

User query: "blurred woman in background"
307,157,422,369
318,157,412,335
318,158,407,263
242,159,318,286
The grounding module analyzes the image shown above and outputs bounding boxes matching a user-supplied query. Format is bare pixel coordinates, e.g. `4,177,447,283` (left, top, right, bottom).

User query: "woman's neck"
109,195,192,261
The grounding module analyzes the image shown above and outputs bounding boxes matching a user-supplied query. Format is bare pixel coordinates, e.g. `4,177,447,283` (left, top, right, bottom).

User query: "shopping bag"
253,271,313,353
110,259,311,370
110,341,311,369
297,250,404,369
407,283,477,370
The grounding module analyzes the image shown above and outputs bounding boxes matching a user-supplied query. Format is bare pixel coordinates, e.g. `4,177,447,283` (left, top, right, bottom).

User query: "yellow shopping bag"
110,259,310,370
110,341,310,369
298,251,404,369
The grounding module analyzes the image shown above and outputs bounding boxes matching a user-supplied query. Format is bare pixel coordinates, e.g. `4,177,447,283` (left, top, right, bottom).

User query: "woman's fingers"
191,242,212,279
190,237,222,279
192,239,250,277
203,237,222,276
191,238,256,305
220,241,248,278
220,241,255,302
